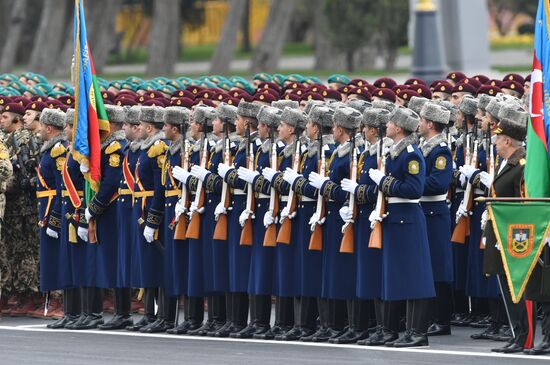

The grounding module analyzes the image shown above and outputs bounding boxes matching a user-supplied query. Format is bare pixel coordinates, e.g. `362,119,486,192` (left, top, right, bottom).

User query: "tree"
488,0,538,36
146,0,181,76
375,0,409,71
240,0,251,52
250,0,295,73
0,0,28,73
210,0,248,74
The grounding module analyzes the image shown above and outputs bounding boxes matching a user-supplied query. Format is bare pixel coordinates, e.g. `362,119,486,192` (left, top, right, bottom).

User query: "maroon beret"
170,97,194,108
253,92,276,104
216,91,230,101
147,90,165,99
186,85,205,96
525,74,531,83
26,101,48,112
102,99,114,105
196,89,218,100
430,80,445,90
142,99,166,107
488,79,503,88
11,96,31,107
392,84,408,95
446,71,467,83
432,81,453,94
373,88,396,103
116,98,138,107
452,82,476,94
0,96,11,106
195,98,217,107
396,88,419,101
259,88,279,100
224,97,241,106
501,80,524,96
172,89,195,99
47,99,64,108
301,92,324,102
3,102,26,115
412,84,432,99
102,91,116,102
321,89,342,101
308,83,327,94
349,78,368,87
476,85,501,97
348,87,372,101
503,73,525,85
473,74,490,85
461,77,481,89
373,77,397,89
283,93,301,102
338,85,353,95
257,82,281,93
404,77,427,86
57,95,75,106
30,95,47,103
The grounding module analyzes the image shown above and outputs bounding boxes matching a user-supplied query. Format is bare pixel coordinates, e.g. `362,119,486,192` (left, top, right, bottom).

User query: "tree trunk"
353,41,378,71
0,0,28,73
250,0,295,73
240,0,251,52
28,0,69,75
146,0,181,76
346,50,354,72
210,0,247,74
0,0,10,54
384,46,398,71
313,0,345,70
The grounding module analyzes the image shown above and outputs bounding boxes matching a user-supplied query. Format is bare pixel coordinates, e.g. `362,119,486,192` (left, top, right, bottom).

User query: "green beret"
253,73,272,82
176,76,192,85
328,74,350,85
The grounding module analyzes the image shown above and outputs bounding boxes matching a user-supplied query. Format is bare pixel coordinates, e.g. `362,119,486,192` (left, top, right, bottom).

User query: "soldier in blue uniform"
48,109,84,329
233,105,280,339
417,103,454,336
99,105,142,330
36,108,67,322
368,106,435,347
307,106,363,342
341,107,393,346
128,106,168,332
275,104,334,341
215,101,262,337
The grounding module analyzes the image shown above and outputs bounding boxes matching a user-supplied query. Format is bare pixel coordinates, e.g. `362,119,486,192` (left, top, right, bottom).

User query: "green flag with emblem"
488,201,550,303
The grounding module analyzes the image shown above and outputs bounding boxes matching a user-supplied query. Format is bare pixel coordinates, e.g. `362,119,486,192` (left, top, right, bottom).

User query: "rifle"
369,126,386,249
213,122,231,240
263,128,279,247
309,131,325,251
340,133,356,253
138,217,165,254
486,124,495,195
240,127,254,246
276,129,301,245
173,120,189,240
451,121,478,244
11,133,33,202
186,130,208,239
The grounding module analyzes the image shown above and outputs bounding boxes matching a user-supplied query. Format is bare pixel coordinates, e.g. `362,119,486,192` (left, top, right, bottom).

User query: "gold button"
400,220,404,224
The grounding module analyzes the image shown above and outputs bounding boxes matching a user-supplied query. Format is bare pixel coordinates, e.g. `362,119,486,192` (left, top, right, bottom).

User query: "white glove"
172,166,190,184
214,202,226,220
217,163,232,180
308,212,320,227
189,201,198,214
262,167,277,183
479,171,493,189
175,198,187,217
143,226,155,243
341,178,358,195
453,161,457,170
459,173,467,187
339,206,353,222
308,171,329,190
85,208,92,223
239,210,251,227
368,210,384,229
459,164,478,179
455,203,469,223
80,163,89,174
237,167,259,184
263,210,275,227
191,165,210,182
280,206,290,221
77,227,89,242
481,209,488,230
368,168,385,185
46,227,58,239
283,168,301,186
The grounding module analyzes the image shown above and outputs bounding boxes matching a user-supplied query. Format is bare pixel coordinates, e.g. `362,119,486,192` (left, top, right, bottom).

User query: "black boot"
49,288,81,329
390,329,429,348
127,288,157,331
301,298,328,342
231,295,257,339
209,292,234,337
215,292,248,337
330,299,370,344
100,287,133,330
68,288,104,330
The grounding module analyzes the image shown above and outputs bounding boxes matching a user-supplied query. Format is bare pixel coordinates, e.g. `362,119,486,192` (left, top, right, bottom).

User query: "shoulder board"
50,142,66,158
407,145,414,153
230,141,236,149
255,139,262,146
519,158,526,166
147,140,168,158
440,142,447,147
300,144,307,153
277,140,285,148
105,141,121,155
209,139,216,147
322,144,330,152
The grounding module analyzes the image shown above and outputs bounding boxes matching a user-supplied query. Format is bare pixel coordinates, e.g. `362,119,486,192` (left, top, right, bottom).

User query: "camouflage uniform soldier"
0,140,13,241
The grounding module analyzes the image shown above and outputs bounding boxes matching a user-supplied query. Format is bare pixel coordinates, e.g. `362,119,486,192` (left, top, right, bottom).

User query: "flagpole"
476,197,550,203
496,275,516,339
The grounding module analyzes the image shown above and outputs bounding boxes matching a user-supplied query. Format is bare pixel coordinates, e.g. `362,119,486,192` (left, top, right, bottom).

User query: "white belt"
233,188,246,195
280,195,289,202
420,193,447,202
456,188,464,193
387,197,420,204
300,196,315,202
474,188,484,195
258,193,270,199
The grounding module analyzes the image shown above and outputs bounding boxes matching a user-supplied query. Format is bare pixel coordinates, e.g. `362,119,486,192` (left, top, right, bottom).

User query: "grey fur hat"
477,94,493,111
139,106,158,124
153,106,165,125
272,100,299,110
304,100,325,115
459,95,479,116
237,101,262,119
308,105,334,128
485,98,503,119
390,106,420,132
333,106,362,130
217,102,238,125
65,108,75,126
256,105,283,128
193,104,217,126
408,96,430,115
436,100,458,123
363,107,391,128
105,104,126,124
164,106,189,126
125,105,141,125
420,102,450,125
347,99,372,114
372,100,396,113
498,103,528,126
495,118,527,141
281,107,307,129
40,108,66,128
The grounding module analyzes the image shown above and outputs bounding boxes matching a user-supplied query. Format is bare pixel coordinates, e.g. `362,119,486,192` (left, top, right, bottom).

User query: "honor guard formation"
0,71,548,354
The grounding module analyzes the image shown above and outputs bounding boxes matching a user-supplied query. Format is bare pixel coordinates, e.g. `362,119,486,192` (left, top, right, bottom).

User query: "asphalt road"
1,316,549,364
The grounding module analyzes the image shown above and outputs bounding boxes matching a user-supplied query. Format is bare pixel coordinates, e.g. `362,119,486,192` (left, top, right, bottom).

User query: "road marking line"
0,325,549,360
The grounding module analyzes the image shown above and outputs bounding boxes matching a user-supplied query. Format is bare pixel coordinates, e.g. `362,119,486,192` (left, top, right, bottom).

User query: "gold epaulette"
519,158,526,166
105,141,121,155
147,140,168,158
50,142,66,158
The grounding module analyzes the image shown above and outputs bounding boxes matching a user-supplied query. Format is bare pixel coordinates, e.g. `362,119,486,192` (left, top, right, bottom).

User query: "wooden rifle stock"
240,129,254,246
340,136,356,253
264,133,279,247
174,127,189,240
452,138,478,244
277,139,301,245
186,135,208,239
309,160,325,251
88,218,98,244
213,128,232,241
369,136,386,249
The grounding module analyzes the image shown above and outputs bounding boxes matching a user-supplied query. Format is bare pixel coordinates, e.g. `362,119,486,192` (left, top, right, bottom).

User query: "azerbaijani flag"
526,0,550,198
72,0,109,194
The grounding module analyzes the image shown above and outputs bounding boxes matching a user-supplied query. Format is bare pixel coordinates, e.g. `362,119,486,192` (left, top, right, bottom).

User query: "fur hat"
436,101,458,123
308,105,334,128
477,94,493,111
40,108,66,128
485,98,503,119
256,105,283,128
153,106,165,125
408,96,430,115
333,106,362,130
281,107,307,129
65,108,75,126
193,104,216,126
497,103,528,126
105,104,126,124
237,100,261,119
139,105,158,124
494,118,527,141
371,100,396,113
363,107,391,128
125,105,141,125
459,95,479,116
420,102,450,125
303,100,325,115
217,102,238,125
271,100,299,110
347,99,372,114
163,106,189,126
389,106,420,132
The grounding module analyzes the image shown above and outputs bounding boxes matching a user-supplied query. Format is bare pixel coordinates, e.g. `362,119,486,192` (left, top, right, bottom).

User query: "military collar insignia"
101,130,126,150
390,134,417,160
506,147,526,166
141,130,165,150
40,134,67,154
420,133,447,157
